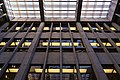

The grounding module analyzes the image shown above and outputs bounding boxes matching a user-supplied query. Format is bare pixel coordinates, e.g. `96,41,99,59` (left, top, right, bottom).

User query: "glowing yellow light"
101,27,103,30
9,68,19,73
63,69,74,73
6,69,9,72
22,42,31,47
15,27,21,30
90,43,100,46
42,42,48,46
104,69,117,73
80,69,87,73
31,27,36,30
51,42,60,46
43,27,49,30
103,43,112,46
113,70,117,73
116,43,120,46
32,68,88,73
10,42,19,46
110,27,116,31
0,42,6,46
70,27,76,30
48,69,60,73
83,27,89,30
74,42,79,46
56,27,62,30
35,69,43,73
62,42,70,46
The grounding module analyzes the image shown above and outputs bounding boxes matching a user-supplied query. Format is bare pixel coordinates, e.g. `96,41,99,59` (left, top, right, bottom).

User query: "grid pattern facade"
0,22,120,80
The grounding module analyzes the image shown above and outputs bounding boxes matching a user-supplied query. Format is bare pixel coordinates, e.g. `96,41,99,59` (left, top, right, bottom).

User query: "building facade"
0,0,120,80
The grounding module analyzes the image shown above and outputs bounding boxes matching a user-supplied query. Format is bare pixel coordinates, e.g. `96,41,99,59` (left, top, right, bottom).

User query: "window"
102,65,120,80
0,38,10,50
21,39,32,47
101,39,112,47
80,65,97,80
89,39,100,48
0,64,20,80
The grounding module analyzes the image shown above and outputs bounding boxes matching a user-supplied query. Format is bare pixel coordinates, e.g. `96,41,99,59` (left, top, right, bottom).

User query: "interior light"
70,27,76,30
83,27,89,30
110,27,116,31
0,42,6,46
55,27,62,30
48,69,60,73
43,27,49,30
10,42,19,46
62,42,70,46
102,42,112,46
51,42,60,46
74,42,79,46
62,69,74,73
116,43,120,46
42,42,48,46
15,27,21,30
9,68,19,73
90,43,100,47
103,69,117,73
22,42,31,47
32,68,88,73
35,69,43,73
80,69,87,73
31,27,36,30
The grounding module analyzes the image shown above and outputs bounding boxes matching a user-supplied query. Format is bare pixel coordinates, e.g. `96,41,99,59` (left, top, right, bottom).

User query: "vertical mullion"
76,22,108,80
0,22,9,33
0,23,33,77
98,23,120,52
60,23,62,80
104,23,120,43
40,23,53,80
112,23,120,30
77,0,83,21
0,22,26,53
14,22,44,80
68,23,82,80
0,22,26,78
95,23,120,75
0,22,18,41
39,0,44,21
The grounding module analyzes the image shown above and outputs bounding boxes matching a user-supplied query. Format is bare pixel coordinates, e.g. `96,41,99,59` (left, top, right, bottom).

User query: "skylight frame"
4,0,41,21
81,0,112,19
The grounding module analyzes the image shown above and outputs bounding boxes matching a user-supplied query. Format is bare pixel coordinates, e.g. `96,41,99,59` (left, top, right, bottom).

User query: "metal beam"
60,23,62,80
14,22,44,80
40,23,53,80
76,0,83,21
39,0,44,21
68,23,82,80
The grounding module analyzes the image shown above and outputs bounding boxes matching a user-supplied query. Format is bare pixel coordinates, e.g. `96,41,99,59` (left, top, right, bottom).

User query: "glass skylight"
44,0,77,19
3,0,117,21
4,0,41,20
81,0,112,18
